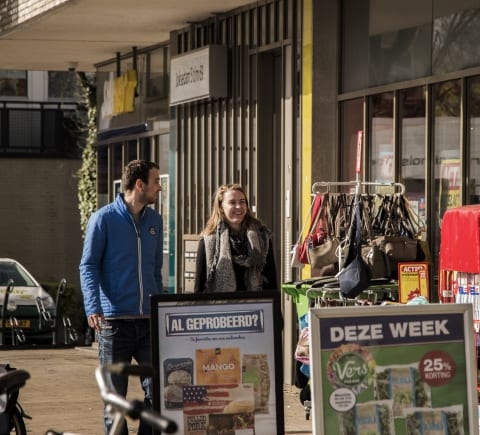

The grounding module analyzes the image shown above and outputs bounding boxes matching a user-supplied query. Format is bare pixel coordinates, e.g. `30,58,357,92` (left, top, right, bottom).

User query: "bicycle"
46,363,178,435
0,364,31,435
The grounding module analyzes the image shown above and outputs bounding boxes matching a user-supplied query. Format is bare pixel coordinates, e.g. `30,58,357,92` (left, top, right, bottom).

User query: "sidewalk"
2,346,312,435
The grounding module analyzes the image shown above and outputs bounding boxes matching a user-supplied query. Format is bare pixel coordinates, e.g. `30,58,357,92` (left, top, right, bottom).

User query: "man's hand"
87,313,105,331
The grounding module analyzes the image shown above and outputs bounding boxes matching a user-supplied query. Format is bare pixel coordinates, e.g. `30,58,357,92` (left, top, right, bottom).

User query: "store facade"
92,0,480,380
94,0,301,379
331,0,480,293
95,0,301,292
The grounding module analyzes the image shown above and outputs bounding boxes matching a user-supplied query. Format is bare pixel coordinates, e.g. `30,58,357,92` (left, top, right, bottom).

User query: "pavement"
2,345,313,435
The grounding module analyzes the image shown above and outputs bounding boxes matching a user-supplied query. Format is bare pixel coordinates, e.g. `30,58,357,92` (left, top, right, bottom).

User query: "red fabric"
439,205,480,273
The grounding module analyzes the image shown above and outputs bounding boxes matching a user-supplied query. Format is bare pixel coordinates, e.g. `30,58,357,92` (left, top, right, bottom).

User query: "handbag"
308,237,340,269
376,235,418,261
361,240,389,280
339,195,371,298
290,243,304,269
360,206,390,279
307,194,340,268
339,256,371,298
297,194,324,265
373,194,423,278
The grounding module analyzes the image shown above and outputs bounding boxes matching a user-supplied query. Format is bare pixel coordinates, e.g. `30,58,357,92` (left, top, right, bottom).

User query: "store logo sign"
170,45,227,105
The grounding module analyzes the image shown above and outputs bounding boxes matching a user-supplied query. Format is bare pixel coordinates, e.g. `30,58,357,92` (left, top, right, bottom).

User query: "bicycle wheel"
9,407,26,435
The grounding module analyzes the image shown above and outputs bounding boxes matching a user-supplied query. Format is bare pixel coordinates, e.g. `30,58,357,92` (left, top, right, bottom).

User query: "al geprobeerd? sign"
309,304,478,435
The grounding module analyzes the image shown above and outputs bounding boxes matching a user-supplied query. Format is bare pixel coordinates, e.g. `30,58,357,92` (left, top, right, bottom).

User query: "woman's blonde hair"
202,183,258,235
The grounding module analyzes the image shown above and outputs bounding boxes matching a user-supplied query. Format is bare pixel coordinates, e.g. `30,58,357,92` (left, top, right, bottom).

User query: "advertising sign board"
309,304,477,434
151,291,284,435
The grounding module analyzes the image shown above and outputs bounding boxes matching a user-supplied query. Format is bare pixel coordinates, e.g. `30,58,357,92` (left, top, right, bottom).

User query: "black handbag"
339,195,371,298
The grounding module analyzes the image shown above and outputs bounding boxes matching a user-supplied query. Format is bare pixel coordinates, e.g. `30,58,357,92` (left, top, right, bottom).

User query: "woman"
194,183,278,293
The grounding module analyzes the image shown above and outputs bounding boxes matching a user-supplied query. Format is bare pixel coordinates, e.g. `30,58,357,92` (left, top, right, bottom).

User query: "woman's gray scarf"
203,222,270,292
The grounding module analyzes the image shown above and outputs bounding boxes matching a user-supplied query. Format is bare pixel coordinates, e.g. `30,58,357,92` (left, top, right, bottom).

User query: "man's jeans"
97,318,153,435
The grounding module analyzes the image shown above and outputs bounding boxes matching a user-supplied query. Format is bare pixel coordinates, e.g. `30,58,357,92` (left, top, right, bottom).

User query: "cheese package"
374,364,431,418
339,400,394,435
403,405,464,435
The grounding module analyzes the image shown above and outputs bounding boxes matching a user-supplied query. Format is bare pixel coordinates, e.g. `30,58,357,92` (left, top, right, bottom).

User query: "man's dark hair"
122,160,159,191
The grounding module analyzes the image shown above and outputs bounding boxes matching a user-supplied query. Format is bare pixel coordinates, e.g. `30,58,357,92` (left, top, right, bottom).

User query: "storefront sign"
151,291,284,435
170,45,228,105
309,304,477,435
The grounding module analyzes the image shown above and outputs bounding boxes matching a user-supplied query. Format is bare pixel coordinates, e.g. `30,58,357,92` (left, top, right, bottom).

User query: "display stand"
438,205,480,395
439,205,480,322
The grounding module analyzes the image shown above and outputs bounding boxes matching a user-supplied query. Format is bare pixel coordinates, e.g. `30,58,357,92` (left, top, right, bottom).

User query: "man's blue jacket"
79,194,163,318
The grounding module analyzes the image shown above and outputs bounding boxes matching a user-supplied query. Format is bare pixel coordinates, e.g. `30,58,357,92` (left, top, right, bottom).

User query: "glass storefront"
370,92,394,184
467,76,480,204
340,0,480,287
399,86,427,222
342,0,480,92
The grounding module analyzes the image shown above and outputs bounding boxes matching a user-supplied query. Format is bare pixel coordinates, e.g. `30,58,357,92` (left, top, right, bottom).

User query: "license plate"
0,319,30,328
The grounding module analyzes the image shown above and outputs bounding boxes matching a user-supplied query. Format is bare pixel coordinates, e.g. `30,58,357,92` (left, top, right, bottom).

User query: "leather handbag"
361,241,389,280
376,235,418,261
308,237,340,269
297,194,325,264
360,207,390,279
307,194,339,268
339,196,371,298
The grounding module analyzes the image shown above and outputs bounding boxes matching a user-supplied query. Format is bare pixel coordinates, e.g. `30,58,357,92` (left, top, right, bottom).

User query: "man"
80,159,163,435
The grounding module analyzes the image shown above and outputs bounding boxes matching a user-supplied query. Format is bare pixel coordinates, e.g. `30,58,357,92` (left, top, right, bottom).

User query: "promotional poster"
151,291,284,435
309,304,477,435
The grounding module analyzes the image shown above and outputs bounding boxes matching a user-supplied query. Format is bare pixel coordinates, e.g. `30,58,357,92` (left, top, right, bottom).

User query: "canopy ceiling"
0,0,250,72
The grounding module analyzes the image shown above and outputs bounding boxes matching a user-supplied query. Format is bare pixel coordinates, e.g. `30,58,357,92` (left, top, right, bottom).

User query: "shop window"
433,1,480,75
432,79,461,262
146,46,169,100
467,76,480,204
140,137,152,161
342,1,480,93
340,98,364,183
341,0,432,92
399,86,427,221
369,92,394,184
113,143,124,186
0,70,27,97
127,140,138,162
48,71,77,99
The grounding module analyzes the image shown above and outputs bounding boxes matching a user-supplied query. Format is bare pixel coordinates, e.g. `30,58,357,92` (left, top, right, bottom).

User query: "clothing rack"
311,180,405,195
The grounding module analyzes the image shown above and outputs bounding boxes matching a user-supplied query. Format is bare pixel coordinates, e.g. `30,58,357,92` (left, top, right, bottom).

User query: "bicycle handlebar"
95,364,178,434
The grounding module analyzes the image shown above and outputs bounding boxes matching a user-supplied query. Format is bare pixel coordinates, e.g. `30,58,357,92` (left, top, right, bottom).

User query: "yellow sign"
398,262,429,303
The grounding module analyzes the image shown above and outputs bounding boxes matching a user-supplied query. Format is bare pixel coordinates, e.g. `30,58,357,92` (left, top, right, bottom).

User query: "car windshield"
0,262,36,287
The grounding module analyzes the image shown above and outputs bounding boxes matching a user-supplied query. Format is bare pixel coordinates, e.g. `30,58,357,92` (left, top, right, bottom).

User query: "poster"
309,304,478,435
398,262,429,303
439,158,461,215
151,291,284,435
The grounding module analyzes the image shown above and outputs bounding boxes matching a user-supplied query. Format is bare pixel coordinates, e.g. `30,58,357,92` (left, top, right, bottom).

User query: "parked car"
0,258,56,343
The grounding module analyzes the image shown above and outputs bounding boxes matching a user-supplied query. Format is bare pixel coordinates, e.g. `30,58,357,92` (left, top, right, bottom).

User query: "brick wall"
0,158,83,288
0,0,69,32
